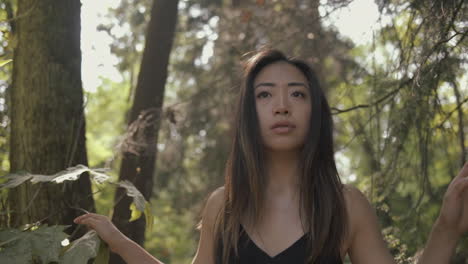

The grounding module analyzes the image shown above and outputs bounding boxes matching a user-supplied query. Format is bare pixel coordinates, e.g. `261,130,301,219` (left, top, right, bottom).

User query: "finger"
451,177,468,198
79,218,102,230
78,215,110,227
455,162,468,179
74,213,104,224
74,214,91,223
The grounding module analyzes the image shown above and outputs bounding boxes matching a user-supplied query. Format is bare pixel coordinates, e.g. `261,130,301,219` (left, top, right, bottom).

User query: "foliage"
0,165,110,188
0,226,110,264
118,180,154,232
90,0,467,262
61,230,107,264
330,0,467,261
0,165,151,263
85,78,131,168
0,225,68,264
0,0,465,262
0,0,14,177
144,189,199,264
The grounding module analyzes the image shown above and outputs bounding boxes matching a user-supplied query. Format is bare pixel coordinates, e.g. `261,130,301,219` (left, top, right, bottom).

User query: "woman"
75,49,468,264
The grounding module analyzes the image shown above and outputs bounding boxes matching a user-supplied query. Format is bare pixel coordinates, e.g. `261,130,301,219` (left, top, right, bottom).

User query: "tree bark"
7,0,95,227
110,0,179,263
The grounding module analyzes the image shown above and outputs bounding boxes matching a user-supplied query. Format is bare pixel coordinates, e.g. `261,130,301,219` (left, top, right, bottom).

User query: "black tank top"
234,226,308,264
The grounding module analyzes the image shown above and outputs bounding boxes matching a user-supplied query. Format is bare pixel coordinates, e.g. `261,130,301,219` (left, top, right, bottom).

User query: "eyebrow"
254,82,308,89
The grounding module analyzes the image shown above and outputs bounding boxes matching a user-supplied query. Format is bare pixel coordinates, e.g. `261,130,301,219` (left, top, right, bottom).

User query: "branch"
0,0,38,24
331,80,410,115
436,96,468,129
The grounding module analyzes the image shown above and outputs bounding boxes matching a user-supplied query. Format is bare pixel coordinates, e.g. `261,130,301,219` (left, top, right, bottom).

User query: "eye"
256,91,271,99
292,91,306,98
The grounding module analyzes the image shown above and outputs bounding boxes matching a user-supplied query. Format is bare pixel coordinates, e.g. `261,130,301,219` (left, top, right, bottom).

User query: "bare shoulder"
205,186,225,213
342,184,376,243
202,186,225,230
192,187,225,264
342,184,372,209
342,184,375,221
341,186,395,263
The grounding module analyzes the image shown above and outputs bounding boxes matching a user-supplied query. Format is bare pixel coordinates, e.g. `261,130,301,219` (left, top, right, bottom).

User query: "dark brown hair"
214,49,347,263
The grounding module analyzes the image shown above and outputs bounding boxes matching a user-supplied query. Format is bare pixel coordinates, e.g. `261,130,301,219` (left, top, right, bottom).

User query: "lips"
271,121,296,134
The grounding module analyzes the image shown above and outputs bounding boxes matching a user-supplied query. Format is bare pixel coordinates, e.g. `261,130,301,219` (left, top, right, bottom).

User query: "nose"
274,92,290,116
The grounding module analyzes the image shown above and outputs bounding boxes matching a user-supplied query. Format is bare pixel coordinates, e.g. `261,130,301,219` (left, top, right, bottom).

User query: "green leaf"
117,180,146,211
61,230,101,264
0,229,31,264
0,59,12,68
30,225,69,263
89,168,111,184
0,229,23,248
45,165,90,183
0,172,33,189
129,202,154,232
0,165,111,189
116,181,153,229
129,202,142,222
0,225,69,264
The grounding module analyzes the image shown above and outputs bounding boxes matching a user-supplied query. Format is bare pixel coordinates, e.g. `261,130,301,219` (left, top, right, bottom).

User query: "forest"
0,0,467,263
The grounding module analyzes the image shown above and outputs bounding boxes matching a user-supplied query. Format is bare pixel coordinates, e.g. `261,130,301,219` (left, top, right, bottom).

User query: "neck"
263,149,301,197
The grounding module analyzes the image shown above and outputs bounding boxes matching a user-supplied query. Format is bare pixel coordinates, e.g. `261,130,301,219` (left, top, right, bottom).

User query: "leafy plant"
0,165,152,263
0,225,68,264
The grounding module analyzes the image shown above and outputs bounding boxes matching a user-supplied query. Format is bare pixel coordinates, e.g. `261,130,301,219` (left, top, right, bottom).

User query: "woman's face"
253,61,312,152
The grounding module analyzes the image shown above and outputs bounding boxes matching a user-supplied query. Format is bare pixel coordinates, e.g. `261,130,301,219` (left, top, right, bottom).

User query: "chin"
264,142,303,153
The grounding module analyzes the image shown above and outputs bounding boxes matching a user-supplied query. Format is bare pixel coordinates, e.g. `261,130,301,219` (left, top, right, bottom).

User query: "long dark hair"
214,49,347,263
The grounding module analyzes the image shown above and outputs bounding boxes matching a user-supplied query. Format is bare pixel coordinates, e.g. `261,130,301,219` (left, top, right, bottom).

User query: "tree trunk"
110,0,179,263
7,0,95,228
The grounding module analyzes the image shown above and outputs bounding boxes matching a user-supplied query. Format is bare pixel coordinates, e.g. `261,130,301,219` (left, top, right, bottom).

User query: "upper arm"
345,185,395,264
192,187,224,264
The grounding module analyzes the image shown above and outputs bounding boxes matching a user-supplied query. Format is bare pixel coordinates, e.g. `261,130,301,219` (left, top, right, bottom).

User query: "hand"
74,213,129,252
436,162,468,238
